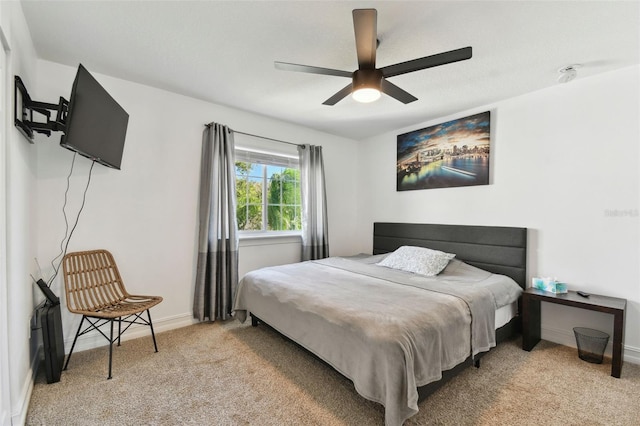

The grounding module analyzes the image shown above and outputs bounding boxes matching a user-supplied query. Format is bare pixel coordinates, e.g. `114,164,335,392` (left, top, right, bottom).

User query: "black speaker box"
39,302,65,383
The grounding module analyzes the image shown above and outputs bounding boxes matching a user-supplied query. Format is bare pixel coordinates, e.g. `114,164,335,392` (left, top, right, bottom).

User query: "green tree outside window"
235,161,301,232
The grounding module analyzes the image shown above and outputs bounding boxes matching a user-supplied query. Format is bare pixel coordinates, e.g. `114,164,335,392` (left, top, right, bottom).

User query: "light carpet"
26,320,640,425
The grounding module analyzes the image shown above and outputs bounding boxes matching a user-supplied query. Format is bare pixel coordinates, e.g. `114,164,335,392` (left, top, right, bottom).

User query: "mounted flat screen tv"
60,64,129,170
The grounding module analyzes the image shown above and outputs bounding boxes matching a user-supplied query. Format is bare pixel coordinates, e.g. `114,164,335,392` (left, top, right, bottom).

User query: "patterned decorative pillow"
377,246,456,276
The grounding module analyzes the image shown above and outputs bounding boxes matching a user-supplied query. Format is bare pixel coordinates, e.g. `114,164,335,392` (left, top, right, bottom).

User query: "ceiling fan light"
351,69,383,103
352,87,381,103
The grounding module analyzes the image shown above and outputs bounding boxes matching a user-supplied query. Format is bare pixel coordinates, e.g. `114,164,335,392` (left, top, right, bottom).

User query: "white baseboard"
542,325,640,365
65,312,197,354
63,317,640,364
624,345,640,365
12,348,39,426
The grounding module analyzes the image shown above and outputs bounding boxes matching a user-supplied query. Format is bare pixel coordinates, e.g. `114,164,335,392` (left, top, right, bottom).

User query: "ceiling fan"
274,9,472,105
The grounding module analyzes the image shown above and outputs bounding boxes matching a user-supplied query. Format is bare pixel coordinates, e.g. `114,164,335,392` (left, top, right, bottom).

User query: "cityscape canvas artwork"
397,111,491,191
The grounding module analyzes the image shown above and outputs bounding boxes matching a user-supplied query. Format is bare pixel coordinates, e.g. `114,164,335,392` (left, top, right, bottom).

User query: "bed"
233,222,527,425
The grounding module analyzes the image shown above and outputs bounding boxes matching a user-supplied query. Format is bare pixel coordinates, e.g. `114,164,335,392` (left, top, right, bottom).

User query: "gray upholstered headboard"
373,222,528,289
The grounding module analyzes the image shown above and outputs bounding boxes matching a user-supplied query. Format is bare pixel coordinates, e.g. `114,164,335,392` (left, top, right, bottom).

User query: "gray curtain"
298,144,329,260
194,123,239,321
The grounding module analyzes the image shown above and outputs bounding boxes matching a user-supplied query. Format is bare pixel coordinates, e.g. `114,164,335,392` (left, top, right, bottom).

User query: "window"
235,149,301,233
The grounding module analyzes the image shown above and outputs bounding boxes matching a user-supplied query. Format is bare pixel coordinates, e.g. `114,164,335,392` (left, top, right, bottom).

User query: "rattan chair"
61,249,163,379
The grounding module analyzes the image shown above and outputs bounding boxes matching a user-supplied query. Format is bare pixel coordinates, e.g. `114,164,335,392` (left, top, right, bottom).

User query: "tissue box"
532,277,568,294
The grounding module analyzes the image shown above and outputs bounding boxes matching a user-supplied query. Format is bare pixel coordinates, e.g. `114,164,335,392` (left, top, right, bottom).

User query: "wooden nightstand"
522,288,626,378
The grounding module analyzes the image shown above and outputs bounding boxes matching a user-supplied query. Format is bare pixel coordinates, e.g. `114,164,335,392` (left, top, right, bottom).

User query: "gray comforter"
233,255,522,426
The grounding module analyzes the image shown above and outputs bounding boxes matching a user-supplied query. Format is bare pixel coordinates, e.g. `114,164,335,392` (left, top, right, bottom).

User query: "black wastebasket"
573,327,609,364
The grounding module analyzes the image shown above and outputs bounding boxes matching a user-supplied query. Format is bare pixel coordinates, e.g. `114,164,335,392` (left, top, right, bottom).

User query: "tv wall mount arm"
14,75,68,143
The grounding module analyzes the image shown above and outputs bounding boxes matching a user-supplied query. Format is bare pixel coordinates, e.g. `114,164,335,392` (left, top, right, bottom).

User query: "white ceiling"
20,1,640,141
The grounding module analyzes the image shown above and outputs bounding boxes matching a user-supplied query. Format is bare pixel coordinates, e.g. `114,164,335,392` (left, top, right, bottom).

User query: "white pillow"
377,246,456,276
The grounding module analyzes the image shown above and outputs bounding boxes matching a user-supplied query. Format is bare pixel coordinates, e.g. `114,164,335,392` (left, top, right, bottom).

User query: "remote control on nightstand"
577,291,590,298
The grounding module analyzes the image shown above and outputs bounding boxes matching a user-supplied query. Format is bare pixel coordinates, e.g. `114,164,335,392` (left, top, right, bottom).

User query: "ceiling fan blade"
274,61,352,78
381,46,472,78
352,9,377,69
380,79,418,104
322,83,353,105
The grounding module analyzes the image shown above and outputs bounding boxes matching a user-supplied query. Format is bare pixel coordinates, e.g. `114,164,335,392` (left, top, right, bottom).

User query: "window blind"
235,148,299,168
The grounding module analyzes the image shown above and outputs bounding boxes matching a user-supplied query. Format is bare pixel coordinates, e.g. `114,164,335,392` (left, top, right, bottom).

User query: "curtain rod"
204,123,302,147
233,130,302,148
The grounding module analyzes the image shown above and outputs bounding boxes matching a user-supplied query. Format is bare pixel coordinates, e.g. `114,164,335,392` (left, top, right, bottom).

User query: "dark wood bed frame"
252,222,528,404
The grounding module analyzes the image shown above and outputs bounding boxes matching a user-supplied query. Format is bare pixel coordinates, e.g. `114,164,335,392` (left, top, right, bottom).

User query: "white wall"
355,65,640,362
34,60,360,353
0,1,40,424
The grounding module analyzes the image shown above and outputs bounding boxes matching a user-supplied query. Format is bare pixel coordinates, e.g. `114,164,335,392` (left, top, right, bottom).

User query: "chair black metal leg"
64,308,159,379
117,317,122,346
63,316,85,371
147,309,158,353
147,309,158,352
107,319,114,380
